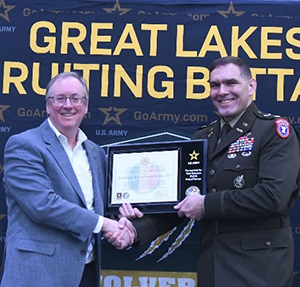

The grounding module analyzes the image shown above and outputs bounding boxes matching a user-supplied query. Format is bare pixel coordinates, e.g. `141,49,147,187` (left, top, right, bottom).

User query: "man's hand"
174,194,205,221
103,217,136,250
119,203,144,219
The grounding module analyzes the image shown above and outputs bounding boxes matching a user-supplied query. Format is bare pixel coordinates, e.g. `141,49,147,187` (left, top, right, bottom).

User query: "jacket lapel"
40,120,87,205
83,141,104,215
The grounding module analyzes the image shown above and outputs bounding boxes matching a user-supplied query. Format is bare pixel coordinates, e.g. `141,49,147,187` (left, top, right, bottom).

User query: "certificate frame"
105,139,207,215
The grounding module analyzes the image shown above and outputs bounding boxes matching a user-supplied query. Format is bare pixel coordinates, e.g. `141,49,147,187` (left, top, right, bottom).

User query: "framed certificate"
105,139,207,215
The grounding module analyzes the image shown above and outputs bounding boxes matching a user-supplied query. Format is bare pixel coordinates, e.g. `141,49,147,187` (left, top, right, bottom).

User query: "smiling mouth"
61,113,75,117
219,99,234,104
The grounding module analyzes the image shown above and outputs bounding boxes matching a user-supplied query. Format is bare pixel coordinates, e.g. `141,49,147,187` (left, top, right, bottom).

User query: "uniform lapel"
40,120,87,205
205,120,221,160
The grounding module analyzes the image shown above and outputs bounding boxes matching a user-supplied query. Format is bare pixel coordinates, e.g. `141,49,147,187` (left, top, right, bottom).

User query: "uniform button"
80,249,86,255
266,241,271,246
209,170,215,176
211,188,217,193
235,164,241,169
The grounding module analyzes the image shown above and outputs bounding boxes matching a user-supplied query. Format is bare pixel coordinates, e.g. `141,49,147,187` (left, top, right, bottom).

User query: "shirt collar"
47,117,87,146
220,111,245,129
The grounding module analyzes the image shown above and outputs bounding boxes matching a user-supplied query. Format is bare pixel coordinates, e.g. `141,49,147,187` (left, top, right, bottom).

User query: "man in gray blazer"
0,72,134,287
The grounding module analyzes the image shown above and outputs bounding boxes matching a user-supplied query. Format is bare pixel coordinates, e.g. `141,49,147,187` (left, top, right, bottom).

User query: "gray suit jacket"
0,119,106,287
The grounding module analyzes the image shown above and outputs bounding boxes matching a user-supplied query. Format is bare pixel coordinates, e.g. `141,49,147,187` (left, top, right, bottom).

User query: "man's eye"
72,96,80,102
56,96,65,101
228,81,237,85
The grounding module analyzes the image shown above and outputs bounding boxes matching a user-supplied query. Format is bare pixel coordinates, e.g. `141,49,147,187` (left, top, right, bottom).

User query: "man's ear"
249,78,257,96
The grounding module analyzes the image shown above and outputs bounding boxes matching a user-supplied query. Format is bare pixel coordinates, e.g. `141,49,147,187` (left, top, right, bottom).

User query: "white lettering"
0,26,16,32
0,126,11,132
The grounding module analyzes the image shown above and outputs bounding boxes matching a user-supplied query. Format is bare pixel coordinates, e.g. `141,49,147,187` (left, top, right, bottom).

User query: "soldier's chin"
219,110,236,122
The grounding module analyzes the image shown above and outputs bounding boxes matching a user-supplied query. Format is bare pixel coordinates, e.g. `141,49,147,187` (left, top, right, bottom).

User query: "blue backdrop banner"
0,0,300,286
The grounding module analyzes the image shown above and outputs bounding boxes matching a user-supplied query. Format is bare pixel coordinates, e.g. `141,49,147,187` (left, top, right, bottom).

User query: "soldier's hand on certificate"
119,203,144,219
174,194,205,221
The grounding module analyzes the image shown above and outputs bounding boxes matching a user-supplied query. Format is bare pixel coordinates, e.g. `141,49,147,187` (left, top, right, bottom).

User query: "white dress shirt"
47,118,103,263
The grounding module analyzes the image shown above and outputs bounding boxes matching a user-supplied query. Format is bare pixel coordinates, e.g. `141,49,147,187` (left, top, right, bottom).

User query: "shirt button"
209,170,215,176
80,249,86,255
235,164,241,169
211,188,217,193
266,241,271,246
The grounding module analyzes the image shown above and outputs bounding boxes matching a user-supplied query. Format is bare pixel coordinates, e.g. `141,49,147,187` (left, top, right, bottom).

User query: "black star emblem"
98,106,127,126
103,0,131,16
218,1,245,18
0,0,16,23
0,105,10,122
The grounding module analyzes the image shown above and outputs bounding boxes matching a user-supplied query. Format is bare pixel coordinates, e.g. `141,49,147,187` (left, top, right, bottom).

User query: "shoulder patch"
255,110,276,120
275,118,290,138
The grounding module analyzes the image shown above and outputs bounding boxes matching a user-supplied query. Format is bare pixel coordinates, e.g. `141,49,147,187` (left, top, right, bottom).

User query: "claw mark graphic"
157,219,195,262
135,227,177,261
135,219,195,262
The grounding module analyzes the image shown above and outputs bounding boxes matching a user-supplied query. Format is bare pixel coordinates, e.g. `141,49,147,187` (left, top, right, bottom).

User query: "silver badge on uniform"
233,175,245,189
228,153,236,159
242,151,251,157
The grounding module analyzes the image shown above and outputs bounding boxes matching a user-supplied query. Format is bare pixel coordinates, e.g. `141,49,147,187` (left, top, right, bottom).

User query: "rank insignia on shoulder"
208,120,217,126
275,118,290,138
198,120,216,130
256,110,275,120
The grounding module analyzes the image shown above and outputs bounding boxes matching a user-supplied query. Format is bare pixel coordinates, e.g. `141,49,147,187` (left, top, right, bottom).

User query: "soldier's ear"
249,78,257,96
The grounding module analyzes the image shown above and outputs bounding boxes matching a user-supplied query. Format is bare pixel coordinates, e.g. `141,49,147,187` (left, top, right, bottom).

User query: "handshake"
102,203,144,250
101,193,206,250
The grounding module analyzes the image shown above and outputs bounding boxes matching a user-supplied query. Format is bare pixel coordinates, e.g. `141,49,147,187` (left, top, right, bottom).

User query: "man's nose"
218,84,229,95
63,97,73,107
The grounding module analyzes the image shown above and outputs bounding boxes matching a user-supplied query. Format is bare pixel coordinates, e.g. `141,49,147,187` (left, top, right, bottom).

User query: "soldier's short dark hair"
209,56,252,80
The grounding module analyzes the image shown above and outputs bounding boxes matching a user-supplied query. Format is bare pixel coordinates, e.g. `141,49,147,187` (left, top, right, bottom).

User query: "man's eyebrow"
209,78,238,83
224,78,239,83
53,93,81,97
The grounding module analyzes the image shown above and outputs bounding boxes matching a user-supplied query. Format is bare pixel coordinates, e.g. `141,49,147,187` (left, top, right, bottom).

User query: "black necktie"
219,123,231,142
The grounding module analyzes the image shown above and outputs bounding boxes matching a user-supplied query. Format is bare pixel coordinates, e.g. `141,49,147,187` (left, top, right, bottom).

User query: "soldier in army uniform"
108,56,300,287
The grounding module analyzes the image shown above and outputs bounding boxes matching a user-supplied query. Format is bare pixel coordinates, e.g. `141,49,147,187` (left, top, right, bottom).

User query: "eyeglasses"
48,95,87,106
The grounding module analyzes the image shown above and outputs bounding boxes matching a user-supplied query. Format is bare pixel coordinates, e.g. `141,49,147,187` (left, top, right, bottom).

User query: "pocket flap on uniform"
224,156,255,171
17,239,55,256
242,228,291,251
